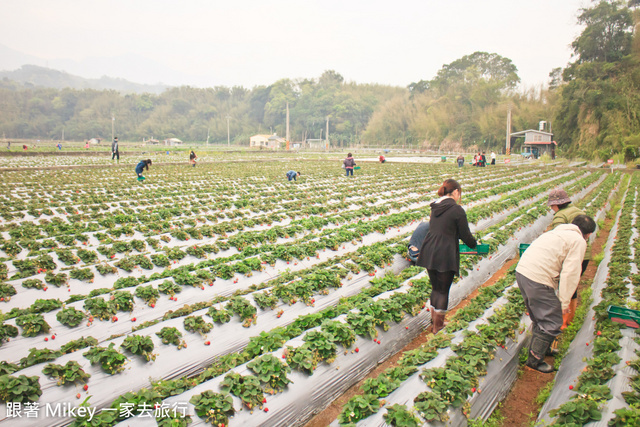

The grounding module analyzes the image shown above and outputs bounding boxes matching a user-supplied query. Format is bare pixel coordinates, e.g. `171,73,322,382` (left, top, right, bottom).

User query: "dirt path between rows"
496,213,614,426
304,257,519,427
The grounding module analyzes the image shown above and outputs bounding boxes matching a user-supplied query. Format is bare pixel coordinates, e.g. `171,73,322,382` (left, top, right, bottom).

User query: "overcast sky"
1,0,588,89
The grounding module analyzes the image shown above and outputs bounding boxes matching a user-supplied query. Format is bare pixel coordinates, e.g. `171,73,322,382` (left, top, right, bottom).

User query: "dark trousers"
516,271,563,337
112,150,119,160
427,269,455,311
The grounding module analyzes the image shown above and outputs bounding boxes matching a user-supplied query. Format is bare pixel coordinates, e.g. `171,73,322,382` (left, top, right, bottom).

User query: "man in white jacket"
516,214,596,373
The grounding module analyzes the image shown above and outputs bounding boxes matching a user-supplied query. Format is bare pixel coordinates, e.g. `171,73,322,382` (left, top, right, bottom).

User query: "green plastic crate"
354,166,361,170
518,243,530,257
459,243,489,255
607,305,640,329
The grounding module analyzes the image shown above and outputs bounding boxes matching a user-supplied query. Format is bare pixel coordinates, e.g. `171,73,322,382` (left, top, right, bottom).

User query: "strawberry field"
0,157,636,426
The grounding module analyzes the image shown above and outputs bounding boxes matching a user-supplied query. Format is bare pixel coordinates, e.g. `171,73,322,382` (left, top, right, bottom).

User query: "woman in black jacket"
417,179,476,333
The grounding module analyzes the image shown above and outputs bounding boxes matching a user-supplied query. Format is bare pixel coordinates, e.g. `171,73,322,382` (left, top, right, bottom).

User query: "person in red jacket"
416,179,476,334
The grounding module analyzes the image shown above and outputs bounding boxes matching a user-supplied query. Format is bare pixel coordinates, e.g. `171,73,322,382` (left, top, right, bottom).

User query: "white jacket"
516,224,587,310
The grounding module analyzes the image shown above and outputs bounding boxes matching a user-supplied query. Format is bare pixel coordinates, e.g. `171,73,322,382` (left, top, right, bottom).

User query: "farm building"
510,129,556,159
164,138,183,146
250,134,285,149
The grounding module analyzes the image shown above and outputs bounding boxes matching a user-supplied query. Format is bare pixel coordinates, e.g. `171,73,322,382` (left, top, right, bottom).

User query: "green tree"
571,0,633,63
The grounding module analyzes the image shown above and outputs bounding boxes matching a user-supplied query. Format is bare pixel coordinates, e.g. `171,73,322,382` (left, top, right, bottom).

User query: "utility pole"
326,116,329,151
286,103,290,149
505,106,511,155
206,127,210,146
226,115,231,147
61,127,64,141
111,114,115,143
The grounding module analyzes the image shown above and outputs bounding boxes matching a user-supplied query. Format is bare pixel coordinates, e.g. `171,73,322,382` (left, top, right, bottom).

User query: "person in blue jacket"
135,159,152,181
407,221,430,263
286,170,301,181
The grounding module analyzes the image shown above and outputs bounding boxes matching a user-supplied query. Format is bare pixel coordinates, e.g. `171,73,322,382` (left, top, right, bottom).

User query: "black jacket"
416,197,476,275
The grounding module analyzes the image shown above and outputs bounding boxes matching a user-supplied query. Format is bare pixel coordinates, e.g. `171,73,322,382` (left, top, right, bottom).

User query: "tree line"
0,0,637,160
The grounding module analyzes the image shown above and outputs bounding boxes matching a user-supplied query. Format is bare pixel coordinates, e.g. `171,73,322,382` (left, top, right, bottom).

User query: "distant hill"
0,65,170,94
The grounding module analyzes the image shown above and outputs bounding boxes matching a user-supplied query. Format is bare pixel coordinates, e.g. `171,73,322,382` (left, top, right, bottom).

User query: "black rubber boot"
526,332,555,373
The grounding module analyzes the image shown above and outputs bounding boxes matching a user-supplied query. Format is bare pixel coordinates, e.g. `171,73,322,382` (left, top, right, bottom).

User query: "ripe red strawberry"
471,387,476,393
51,335,55,340
262,398,267,403
569,385,574,390
112,316,118,322
83,384,89,391
405,326,409,329
110,255,115,259
204,341,211,346
150,303,155,308
44,337,48,342
597,331,602,336
76,393,81,399
263,408,269,413
132,317,137,322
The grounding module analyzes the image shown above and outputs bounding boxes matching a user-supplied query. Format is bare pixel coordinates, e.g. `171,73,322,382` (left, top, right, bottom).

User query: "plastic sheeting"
348,286,529,427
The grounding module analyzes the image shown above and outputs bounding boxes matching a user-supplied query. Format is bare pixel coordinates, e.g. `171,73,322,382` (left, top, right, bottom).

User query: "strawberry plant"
414,392,449,422
96,263,117,275
186,245,206,258
135,285,159,306
113,276,139,289
321,319,356,348
83,343,128,374
30,298,63,313
220,372,264,410
112,290,134,312
56,248,80,265
0,282,16,300
0,265,9,281
61,336,98,354
184,316,213,336
207,306,231,324
44,271,68,287
19,348,62,368
338,394,379,424
189,390,235,425
253,291,278,310
383,404,420,427
247,354,292,392
0,323,18,345
227,297,257,327
131,254,153,270
121,335,157,362
158,280,182,296
42,361,91,385
15,313,51,337
167,247,186,260
56,307,86,327
0,375,42,403
114,256,136,272
130,239,146,252
1,241,22,257
0,361,19,375
303,330,337,363
151,253,171,267
84,297,116,321
22,278,45,290
549,396,603,424
156,327,186,349
77,249,98,264
285,345,318,375
69,267,94,282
